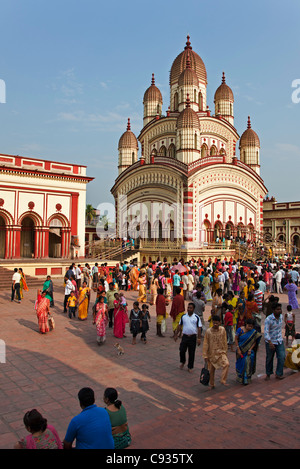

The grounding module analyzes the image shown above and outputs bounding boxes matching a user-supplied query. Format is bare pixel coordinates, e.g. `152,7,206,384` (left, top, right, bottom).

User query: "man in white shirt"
75,264,82,289
274,268,283,294
11,268,21,303
64,276,75,313
223,269,230,294
218,271,225,293
174,303,202,372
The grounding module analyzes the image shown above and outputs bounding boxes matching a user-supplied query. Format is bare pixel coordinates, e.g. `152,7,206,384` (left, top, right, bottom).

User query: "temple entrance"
292,234,300,254
21,217,35,258
214,221,222,240
49,218,62,258
0,216,5,258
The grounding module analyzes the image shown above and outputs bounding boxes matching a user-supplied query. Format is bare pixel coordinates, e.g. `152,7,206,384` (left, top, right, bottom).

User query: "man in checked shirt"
264,302,285,380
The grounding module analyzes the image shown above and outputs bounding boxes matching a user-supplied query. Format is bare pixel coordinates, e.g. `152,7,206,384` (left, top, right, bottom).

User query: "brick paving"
0,279,299,449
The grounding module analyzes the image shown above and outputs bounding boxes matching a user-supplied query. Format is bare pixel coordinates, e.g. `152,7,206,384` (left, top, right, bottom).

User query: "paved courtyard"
0,278,299,449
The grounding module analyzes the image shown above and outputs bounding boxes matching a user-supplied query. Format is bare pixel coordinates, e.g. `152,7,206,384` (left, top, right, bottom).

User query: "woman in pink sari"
36,290,50,334
113,293,129,339
95,296,108,345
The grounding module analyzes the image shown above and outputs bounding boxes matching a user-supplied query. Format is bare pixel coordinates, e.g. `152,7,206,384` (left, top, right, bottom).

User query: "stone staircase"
0,266,41,290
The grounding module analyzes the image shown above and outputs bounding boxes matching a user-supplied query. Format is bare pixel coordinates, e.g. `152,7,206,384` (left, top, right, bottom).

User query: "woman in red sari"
36,290,50,334
113,293,129,339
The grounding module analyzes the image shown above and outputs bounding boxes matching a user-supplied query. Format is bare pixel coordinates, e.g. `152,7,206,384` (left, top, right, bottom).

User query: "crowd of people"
50,256,300,385
12,254,300,449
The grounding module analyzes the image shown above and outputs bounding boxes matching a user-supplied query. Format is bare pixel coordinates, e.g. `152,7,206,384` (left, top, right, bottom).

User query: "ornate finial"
186,93,191,108
247,116,251,129
222,71,226,84
151,73,155,86
186,49,191,69
127,118,131,131
185,35,192,50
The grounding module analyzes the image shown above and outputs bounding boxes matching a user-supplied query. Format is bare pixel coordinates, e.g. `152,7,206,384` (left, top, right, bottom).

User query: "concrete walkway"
0,281,299,449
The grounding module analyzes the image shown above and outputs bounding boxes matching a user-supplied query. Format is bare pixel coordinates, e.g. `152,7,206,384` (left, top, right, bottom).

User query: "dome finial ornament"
247,116,251,129
222,71,226,84
127,118,131,131
185,35,192,50
151,73,155,86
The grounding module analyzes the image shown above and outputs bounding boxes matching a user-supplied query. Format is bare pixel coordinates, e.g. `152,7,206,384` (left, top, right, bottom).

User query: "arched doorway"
292,234,300,253
201,144,208,158
0,216,5,258
225,222,234,238
214,221,222,240
49,218,63,258
201,220,211,243
21,217,35,258
153,219,163,241
237,223,245,239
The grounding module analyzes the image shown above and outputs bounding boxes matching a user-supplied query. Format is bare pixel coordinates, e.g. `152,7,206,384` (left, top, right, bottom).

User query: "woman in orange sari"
36,290,50,334
19,268,29,299
130,266,139,291
78,281,90,320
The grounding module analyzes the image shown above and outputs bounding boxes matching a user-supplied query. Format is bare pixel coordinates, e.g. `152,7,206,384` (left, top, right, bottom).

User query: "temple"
111,36,268,262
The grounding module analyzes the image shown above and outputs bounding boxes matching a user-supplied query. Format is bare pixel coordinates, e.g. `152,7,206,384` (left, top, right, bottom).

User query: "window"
174,92,178,110
210,145,217,156
201,144,208,158
198,92,203,111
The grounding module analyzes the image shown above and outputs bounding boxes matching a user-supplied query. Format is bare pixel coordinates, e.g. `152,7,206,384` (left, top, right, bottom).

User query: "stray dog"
114,343,124,356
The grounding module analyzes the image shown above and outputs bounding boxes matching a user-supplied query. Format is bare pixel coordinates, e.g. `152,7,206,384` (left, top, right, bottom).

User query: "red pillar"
71,193,79,236
44,228,49,258
14,227,21,258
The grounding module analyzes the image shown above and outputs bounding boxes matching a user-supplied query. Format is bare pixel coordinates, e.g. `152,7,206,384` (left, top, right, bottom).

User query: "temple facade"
111,36,268,261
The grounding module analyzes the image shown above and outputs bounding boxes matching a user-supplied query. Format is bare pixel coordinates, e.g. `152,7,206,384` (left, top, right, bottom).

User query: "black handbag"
200,367,210,386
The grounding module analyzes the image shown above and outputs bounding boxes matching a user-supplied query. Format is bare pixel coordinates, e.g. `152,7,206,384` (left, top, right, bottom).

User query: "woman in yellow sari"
78,281,90,320
137,273,147,303
211,270,220,296
284,334,300,371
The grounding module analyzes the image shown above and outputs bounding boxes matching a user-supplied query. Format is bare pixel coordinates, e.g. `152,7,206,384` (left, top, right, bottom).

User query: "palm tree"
86,204,96,225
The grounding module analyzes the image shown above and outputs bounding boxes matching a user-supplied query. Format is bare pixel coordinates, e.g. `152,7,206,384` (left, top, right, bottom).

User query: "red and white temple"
0,153,93,259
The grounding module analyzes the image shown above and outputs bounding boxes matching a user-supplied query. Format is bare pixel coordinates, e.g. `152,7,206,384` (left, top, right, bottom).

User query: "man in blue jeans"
63,387,114,449
264,302,285,380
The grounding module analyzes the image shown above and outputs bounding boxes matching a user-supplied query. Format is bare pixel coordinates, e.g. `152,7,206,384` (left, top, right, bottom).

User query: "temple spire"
247,116,251,129
127,118,131,131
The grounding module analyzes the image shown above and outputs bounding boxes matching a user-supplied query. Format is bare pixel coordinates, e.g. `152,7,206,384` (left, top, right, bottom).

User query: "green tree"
86,204,96,224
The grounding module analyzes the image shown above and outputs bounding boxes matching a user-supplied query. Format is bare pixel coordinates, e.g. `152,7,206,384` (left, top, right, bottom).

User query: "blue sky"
0,0,299,206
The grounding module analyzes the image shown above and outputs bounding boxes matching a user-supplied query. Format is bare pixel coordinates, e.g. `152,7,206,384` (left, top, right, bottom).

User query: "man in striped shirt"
253,283,263,331
264,302,285,380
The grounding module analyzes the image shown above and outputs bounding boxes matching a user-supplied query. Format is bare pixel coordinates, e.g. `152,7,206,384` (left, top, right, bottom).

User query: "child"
67,291,77,319
129,301,142,345
140,304,151,344
224,304,234,351
284,304,296,345
119,292,127,308
127,278,131,291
